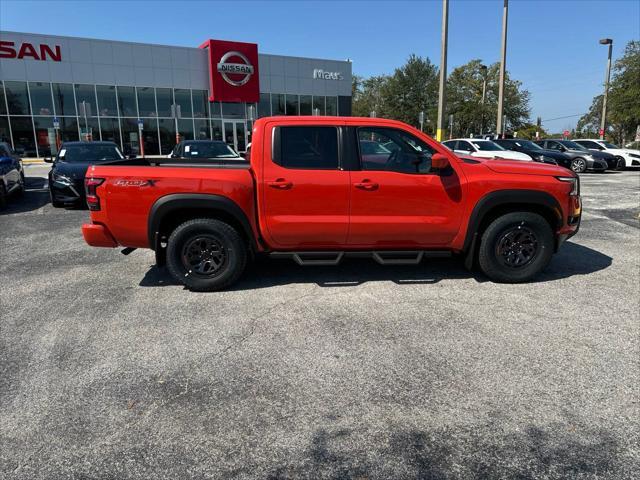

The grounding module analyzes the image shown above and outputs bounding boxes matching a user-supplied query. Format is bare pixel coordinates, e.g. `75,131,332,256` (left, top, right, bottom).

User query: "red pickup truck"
82,116,581,291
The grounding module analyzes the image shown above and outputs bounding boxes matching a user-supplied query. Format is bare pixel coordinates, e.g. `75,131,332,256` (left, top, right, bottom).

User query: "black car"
493,139,571,168
0,141,25,209
169,140,243,161
46,141,124,207
534,139,613,173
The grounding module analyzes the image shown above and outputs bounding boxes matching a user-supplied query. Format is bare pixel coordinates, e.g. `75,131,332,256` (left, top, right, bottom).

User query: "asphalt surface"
1,165,639,479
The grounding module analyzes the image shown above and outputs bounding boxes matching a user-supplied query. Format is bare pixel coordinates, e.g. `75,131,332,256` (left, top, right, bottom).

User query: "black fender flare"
462,189,563,268
147,193,257,251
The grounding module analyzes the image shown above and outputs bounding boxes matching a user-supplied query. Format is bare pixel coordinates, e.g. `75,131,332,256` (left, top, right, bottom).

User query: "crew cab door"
348,126,465,247
260,124,350,248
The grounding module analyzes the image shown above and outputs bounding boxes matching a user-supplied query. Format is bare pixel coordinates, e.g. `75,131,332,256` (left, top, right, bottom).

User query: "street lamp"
436,0,449,141
599,38,613,140
479,64,487,135
496,0,509,138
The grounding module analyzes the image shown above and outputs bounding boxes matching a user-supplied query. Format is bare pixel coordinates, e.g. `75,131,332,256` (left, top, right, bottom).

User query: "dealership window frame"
0,81,350,157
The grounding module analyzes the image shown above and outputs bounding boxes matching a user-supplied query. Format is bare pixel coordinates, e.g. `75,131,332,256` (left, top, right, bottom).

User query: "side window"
358,127,436,174
458,141,473,152
547,141,561,151
276,126,339,169
581,141,599,149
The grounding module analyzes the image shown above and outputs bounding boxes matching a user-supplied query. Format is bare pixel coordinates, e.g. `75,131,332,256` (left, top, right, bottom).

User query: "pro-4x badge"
114,179,156,187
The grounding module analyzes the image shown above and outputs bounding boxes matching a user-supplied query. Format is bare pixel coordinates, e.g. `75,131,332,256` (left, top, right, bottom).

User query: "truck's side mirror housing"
432,153,449,170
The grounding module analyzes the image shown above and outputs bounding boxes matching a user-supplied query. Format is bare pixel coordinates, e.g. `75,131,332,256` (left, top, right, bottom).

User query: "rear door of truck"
258,120,350,248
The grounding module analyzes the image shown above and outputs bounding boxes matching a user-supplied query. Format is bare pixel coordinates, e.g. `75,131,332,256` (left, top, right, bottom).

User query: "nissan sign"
0,40,62,61
217,51,255,87
200,39,259,103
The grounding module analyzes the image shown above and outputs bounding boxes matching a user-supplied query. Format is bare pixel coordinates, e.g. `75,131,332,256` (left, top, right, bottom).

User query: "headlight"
556,176,579,195
53,172,73,184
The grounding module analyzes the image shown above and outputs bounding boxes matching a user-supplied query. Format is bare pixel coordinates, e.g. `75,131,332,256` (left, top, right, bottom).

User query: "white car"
442,139,533,161
574,139,640,168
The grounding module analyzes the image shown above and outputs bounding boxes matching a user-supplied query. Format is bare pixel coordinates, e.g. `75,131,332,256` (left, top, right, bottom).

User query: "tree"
378,55,439,131
352,74,389,118
577,40,640,144
515,123,548,140
446,59,531,137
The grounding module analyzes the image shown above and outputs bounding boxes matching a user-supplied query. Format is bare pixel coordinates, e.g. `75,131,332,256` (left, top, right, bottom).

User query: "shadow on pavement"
0,177,50,215
139,241,612,291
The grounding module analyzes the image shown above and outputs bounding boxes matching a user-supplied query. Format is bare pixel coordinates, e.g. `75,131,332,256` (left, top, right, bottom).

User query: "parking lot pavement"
1,165,639,479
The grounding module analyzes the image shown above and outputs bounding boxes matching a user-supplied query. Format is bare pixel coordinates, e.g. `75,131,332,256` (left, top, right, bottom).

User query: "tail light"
85,177,105,211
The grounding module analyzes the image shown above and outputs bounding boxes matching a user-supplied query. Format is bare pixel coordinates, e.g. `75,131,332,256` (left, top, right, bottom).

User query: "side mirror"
44,156,53,163
432,153,450,170
126,154,137,160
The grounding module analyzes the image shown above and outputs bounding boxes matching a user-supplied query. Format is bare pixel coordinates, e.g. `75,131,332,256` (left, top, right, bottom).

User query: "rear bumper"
82,223,118,248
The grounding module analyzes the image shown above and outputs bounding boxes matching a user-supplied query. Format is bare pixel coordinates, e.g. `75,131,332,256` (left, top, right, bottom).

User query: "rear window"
276,126,339,169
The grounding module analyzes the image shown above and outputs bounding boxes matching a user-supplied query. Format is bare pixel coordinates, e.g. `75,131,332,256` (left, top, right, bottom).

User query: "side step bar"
269,250,450,266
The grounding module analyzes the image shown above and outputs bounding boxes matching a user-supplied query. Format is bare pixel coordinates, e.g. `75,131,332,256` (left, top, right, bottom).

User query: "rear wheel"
166,218,247,291
478,212,554,283
570,157,587,173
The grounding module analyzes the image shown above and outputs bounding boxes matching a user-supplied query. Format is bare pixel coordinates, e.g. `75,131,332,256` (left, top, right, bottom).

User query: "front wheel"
478,212,554,283
570,157,587,173
166,218,248,291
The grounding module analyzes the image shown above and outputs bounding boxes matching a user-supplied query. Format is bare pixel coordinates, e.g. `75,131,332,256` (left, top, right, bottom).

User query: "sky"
1,0,638,132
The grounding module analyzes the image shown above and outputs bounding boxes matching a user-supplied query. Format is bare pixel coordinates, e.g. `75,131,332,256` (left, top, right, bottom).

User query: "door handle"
354,180,379,191
268,178,293,189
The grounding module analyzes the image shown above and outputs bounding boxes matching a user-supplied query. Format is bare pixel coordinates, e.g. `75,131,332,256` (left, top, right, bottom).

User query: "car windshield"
184,142,240,159
559,140,588,151
514,140,543,150
360,141,391,155
59,144,124,163
602,141,619,149
471,141,504,151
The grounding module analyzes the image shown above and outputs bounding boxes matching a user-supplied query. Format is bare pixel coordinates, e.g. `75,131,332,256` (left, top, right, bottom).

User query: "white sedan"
574,139,640,168
442,139,532,161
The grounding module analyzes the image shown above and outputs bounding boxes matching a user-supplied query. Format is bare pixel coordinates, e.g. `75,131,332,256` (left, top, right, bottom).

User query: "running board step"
269,250,451,266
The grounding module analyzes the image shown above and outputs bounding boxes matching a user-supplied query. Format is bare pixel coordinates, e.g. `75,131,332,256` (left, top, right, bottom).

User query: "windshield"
559,140,588,151
183,142,240,159
602,141,619,149
514,140,543,150
59,144,124,163
471,141,505,151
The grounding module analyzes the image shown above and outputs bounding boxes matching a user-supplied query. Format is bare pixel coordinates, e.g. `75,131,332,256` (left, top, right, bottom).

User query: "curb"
22,159,46,165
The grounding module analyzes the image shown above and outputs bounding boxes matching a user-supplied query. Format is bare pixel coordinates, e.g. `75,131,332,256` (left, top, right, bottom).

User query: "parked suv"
573,139,638,168
0,141,25,209
493,139,570,167
534,139,610,173
81,117,582,290
46,141,124,207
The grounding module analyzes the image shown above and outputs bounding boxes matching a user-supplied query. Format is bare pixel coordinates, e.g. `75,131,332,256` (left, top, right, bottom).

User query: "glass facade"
0,80,351,157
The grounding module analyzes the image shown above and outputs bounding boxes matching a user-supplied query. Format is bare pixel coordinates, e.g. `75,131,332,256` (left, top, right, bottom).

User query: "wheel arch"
463,189,563,268
148,194,258,258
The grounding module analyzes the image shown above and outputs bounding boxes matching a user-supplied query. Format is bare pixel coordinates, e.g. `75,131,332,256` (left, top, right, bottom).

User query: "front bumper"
50,177,85,205
586,158,607,171
556,195,581,250
82,223,118,248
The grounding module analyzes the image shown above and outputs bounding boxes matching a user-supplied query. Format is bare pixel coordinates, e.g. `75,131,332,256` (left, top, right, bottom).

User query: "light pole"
479,64,487,135
436,0,449,142
496,0,508,138
599,38,613,140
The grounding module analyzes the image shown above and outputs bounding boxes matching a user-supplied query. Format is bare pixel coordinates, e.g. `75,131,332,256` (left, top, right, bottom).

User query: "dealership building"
0,31,352,156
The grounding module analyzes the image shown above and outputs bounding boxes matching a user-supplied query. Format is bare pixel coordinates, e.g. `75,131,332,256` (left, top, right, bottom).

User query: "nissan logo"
217,51,254,87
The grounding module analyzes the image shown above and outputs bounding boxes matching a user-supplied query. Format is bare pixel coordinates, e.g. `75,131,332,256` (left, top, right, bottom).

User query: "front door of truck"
348,126,464,247
261,124,350,248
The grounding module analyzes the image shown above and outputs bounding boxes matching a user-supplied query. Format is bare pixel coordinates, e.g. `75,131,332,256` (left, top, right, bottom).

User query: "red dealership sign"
0,41,61,61
200,39,259,103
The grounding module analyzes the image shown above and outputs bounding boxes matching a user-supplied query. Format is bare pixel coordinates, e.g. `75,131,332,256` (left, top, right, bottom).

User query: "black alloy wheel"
495,226,538,269
181,235,227,277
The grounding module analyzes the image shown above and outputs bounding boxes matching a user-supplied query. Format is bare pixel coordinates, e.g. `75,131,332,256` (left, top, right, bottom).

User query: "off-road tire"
478,212,554,283
166,218,247,292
